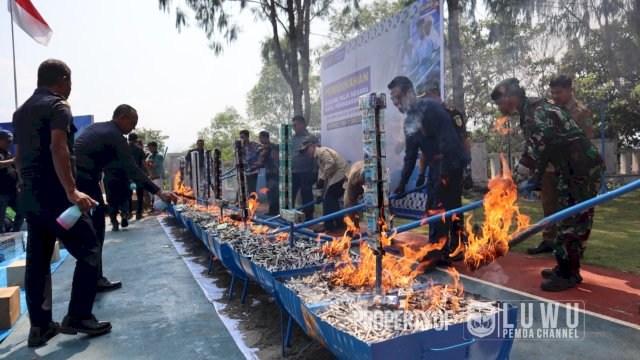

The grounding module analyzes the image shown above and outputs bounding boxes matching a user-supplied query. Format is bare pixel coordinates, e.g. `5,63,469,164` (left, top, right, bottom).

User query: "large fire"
463,155,530,270
323,216,447,292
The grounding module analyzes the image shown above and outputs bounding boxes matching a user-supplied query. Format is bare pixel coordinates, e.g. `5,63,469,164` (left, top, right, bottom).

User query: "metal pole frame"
234,140,249,223
10,4,18,109
194,150,201,202
205,149,212,200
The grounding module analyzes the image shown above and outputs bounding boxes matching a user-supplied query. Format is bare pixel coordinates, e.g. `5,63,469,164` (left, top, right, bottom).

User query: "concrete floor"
0,216,245,360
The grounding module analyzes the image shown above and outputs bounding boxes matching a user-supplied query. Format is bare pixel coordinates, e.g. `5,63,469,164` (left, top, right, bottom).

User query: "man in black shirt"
127,133,146,219
388,76,470,270
74,104,178,292
0,130,24,233
13,59,110,346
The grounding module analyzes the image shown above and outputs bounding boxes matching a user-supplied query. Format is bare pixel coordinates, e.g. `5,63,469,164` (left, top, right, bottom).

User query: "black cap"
299,139,316,153
0,130,13,141
491,78,525,101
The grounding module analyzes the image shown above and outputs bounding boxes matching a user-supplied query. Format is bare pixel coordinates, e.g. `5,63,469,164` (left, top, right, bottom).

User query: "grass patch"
393,191,640,274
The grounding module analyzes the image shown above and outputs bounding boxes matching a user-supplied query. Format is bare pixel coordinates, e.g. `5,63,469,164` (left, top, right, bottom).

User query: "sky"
0,0,328,153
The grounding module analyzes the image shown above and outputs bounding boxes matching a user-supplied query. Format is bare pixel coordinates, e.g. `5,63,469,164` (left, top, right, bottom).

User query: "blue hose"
509,178,640,247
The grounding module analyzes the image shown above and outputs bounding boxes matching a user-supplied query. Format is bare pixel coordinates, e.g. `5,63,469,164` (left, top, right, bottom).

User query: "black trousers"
105,177,129,224
322,180,345,229
129,184,145,216
25,209,101,326
266,174,279,215
77,178,107,279
292,171,315,221
246,174,258,196
427,167,464,259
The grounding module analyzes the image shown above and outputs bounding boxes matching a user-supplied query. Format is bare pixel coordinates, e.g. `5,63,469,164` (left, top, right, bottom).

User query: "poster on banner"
320,0,444,218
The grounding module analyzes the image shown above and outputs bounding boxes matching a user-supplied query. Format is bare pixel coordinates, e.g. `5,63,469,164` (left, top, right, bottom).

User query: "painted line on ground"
451,269,640,331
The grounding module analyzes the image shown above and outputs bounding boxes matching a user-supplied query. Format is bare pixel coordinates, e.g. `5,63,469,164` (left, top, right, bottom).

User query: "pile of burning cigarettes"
171,161,527,345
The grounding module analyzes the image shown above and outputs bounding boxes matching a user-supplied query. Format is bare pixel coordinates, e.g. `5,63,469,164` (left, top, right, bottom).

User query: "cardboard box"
51,241,60,264
0,286,21,330
6,259,26,287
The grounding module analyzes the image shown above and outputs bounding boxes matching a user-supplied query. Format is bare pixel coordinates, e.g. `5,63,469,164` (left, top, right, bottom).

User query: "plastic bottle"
56,202,98,230
56,205,82,230
130,182,137,190
153,199,168,211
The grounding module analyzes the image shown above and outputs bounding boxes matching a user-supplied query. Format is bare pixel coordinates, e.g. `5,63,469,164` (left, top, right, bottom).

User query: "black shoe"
121,218,129,228
541,267,583,283
28,321,60,347
527,241,553,255
111,223,119,232
60,314,111,336
541,275,577,292
97,277,122,292
136,212,143,220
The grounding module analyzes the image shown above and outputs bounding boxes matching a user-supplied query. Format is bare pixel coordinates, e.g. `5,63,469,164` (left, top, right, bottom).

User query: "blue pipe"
509,178,640,247
270,184,429,235
221,168,235,177
265,198,322,221
353,200,484,244
392,200,484,234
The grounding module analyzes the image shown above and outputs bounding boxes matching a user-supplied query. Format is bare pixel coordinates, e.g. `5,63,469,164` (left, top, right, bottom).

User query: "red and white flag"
8,0,52,46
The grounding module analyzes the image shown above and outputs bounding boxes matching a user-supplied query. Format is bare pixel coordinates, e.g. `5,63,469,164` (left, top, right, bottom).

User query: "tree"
486,0,640,114
136,127,169,153
560,28,640,148
246,51,321,135
158,0,336,126
197,106,254,161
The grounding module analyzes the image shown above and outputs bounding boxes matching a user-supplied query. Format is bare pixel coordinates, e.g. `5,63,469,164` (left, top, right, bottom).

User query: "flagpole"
10,2,18,109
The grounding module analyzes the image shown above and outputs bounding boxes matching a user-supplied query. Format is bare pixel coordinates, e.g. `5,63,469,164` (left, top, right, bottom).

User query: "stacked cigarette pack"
279,124,293,210
359,93,389,241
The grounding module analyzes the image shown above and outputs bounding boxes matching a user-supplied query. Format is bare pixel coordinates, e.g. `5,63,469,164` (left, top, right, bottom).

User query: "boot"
527,239,554,254
541,266,583,283
541,258,577,292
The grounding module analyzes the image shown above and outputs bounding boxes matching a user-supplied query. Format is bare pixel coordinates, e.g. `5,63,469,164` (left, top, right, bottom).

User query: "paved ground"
0,215,245,360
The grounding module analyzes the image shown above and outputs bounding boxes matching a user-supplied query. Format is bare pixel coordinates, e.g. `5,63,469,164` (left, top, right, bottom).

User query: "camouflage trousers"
553,163,605,273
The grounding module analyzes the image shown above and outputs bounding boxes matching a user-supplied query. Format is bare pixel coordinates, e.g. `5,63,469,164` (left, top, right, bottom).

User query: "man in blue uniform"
74,104,178,292
388,76,470,269
13,59,111,346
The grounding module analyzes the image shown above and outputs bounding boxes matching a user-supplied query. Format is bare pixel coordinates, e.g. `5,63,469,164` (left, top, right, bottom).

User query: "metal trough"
273,278,517,360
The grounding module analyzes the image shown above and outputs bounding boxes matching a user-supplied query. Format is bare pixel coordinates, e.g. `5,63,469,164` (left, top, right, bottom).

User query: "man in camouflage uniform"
528,75,596,255
491,78,604,292
415,80,471,261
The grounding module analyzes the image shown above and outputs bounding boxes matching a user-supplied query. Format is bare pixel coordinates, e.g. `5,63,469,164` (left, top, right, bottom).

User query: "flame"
494,117,513,136
173,171,194,200
247,192,259,218
322,216,358,259
324,215,445,292
259,187,269,195
273,232,290,243
416,266,464,312
463,154,530,271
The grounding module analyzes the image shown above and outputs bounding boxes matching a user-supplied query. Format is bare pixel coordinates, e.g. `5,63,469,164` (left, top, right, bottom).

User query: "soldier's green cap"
416,79,440,98
490,78,524,101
